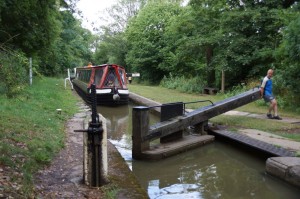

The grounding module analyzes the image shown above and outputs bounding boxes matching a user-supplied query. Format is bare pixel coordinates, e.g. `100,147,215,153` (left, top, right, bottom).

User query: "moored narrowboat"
72,64,129,105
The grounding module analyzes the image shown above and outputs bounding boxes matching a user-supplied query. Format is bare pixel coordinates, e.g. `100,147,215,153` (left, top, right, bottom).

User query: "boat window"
94,69,103,86
104,68,120,87
80,70,91,83
87,70,91,83
119,69,125,85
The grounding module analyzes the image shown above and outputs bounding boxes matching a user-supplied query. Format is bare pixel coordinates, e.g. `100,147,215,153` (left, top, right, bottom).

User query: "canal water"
97,104,300,199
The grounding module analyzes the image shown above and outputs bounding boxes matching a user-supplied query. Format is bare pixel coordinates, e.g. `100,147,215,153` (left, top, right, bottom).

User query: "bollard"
75,84,108,187
132,106,150,159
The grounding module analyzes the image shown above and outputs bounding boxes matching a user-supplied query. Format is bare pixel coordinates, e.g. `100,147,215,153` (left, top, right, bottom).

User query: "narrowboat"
72,64,129,105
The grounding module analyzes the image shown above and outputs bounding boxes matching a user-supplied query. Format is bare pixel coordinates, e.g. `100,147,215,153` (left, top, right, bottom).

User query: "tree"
93,27,127,66
172,0,226,87
39,10,94,75
93,0,146,70
125,1,183,83
0,0,61,56
0,0,94,76
275,4,300,106
185,0,290,88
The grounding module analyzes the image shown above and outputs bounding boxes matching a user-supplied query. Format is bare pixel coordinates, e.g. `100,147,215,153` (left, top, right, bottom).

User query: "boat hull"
73,80,129,106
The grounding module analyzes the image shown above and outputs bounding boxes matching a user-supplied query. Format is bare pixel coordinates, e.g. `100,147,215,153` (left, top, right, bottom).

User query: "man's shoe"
267,113,273,119
273,115,282,120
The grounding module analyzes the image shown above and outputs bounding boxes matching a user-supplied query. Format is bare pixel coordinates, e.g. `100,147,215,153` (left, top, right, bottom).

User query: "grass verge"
101,183,120,199
210,115,300,142
0,77,79,197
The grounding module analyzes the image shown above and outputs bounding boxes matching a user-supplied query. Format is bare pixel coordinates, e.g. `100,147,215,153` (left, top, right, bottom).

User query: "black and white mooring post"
75,84,108,187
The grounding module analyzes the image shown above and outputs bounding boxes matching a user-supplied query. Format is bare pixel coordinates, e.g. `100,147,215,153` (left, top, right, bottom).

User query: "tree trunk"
206,46,215,87
221,70,225,93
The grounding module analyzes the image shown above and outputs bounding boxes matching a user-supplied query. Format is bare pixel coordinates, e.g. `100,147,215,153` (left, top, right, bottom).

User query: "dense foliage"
0,0,94,97
126,1,183,83
95,0,300,106
93,0,146,71
0,49,27,98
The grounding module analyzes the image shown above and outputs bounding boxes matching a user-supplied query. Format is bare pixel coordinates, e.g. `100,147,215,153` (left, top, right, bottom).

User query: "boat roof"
76,64,125,69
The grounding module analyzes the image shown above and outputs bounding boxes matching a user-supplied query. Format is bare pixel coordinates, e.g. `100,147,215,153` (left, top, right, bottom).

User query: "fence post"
29,57,32,86
132,106,150,159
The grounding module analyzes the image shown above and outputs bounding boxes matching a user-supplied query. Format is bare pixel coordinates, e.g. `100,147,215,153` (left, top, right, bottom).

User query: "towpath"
222,110,300,153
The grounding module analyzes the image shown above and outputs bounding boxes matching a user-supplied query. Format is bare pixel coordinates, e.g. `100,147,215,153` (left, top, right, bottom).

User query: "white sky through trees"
76,0,117,31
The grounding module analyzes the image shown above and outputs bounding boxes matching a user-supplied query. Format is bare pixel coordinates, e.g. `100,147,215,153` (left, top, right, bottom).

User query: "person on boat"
87,62,92,67
107,72,115,86
260,69,282,120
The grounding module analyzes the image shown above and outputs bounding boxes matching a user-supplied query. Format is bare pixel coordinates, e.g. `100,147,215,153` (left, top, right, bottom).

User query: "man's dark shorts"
263,95,275,102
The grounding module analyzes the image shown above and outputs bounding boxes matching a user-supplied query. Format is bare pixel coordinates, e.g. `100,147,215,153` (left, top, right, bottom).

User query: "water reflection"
97,104,300,199
97,105,129,141
132,142,300,199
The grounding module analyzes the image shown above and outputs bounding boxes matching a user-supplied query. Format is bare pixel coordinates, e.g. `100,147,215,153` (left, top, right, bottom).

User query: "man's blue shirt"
261,76,273,96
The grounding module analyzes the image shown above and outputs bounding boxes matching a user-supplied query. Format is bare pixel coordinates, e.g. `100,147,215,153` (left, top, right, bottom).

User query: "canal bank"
34,101,148,198
129,92,300,188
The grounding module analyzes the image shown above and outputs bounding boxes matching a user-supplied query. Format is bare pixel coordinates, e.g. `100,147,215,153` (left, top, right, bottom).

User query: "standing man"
260,69,282,120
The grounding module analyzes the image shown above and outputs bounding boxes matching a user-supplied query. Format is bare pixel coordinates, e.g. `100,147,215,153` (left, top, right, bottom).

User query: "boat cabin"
72,64,129,105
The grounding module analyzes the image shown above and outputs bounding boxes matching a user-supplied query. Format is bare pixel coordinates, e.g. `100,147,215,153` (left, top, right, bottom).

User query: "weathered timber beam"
145,88,260,141
129,92,161,114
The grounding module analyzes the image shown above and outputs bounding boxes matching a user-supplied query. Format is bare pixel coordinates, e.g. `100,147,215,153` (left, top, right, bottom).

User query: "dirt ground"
33,102,148,199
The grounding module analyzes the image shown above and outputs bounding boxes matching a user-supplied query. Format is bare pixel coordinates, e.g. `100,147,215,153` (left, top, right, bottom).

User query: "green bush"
0,49,28,98
160,73,206,93
218,83,248,98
